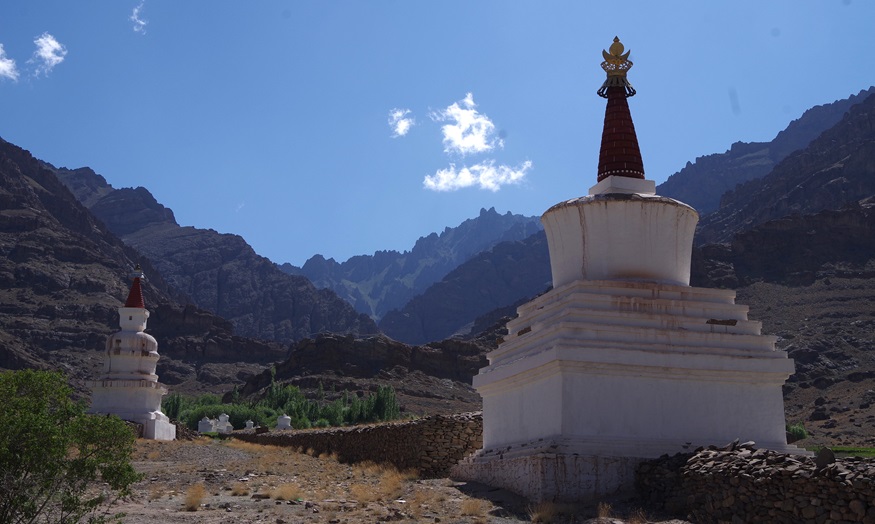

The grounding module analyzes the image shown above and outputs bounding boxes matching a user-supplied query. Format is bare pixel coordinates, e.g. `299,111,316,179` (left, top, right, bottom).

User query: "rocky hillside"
690,205,875,447
658,87,875,214
234,332,486,416
54,166,377,344
280,207,542,320
0,137,287,396
378,230,551,345
697,91,875,244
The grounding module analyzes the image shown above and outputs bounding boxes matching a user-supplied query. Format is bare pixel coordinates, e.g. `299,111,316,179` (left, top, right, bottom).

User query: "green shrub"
0,370,141,524
786,422,808,442
163,392,184,420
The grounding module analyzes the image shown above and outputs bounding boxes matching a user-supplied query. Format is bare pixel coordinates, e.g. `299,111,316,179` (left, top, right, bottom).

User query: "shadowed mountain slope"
696,91,875,244
0,137,286,395
55,167,377,344
658,87,874,214
280,207,542,320
379,230,551,345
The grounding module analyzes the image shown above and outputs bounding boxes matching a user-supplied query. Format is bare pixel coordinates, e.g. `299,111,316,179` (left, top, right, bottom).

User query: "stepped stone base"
452,446,641,503
465,275,806,501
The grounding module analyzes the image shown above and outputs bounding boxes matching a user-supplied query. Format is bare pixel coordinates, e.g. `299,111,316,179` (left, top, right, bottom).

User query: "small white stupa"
90,265,176,441
453,37,804,502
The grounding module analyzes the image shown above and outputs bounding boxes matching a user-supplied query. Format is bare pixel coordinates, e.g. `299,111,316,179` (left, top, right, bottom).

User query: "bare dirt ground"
109,437,692,524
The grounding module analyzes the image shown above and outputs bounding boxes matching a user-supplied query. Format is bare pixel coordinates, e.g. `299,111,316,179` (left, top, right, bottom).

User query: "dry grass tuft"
270,483,302,501
230,482,249,496
409,489,430,519
183,483,206,511
528,501,559,523
460,497,489,516
597,501,614,519
349,483,378,504
378,469,405,500
627,507,649,524
148,486,164,501
355,460,384,476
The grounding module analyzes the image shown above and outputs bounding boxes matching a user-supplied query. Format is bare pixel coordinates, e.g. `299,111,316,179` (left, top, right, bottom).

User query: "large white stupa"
453,37,803,502
90,265,176,441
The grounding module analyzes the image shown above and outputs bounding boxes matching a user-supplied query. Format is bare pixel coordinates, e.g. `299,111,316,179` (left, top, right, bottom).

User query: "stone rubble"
637,441,875,523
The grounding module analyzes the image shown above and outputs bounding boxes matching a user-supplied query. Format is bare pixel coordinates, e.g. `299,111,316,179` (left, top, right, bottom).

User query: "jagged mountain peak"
283,208,543,320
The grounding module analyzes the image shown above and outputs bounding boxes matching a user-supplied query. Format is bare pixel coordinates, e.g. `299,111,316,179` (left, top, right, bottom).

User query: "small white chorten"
89,265,176,441
453,37,804,502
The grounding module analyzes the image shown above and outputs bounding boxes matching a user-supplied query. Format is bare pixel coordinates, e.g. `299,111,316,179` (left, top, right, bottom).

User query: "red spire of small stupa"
596,37,644,182
124,264,146,308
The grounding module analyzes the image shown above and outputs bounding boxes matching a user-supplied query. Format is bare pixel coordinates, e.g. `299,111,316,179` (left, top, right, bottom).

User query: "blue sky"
1,2,872,266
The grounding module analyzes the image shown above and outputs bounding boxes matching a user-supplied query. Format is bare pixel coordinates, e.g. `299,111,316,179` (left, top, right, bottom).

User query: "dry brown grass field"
109,437,692,524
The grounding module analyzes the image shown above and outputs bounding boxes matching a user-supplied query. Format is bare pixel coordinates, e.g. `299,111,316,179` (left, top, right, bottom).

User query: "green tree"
0,369,142,524
162,392,185,420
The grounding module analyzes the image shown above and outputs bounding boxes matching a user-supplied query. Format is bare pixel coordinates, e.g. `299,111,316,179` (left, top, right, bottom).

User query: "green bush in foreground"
0,369,141,524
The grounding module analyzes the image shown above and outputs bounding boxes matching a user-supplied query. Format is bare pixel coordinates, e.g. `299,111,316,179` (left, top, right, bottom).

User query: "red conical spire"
124,264,146,308
596,37,645,182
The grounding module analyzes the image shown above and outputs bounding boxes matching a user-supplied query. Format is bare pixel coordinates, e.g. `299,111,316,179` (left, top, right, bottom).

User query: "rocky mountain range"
696,90,875,244
0,137,494,414
378,89,875,346
378,230,550,345
0,138,287,396
279,207,542,321
657,87,875,214
54,167,377,344
3,85,875,446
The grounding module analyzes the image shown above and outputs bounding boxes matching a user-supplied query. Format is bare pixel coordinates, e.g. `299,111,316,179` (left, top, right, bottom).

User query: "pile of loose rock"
637,441,875,523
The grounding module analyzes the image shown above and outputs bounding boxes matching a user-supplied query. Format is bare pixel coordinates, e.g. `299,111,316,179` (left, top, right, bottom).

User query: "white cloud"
423,160,531,192
388,108,414,137
30,33,67,76
0,44,18,81
131,1,148,34
430,92,503,156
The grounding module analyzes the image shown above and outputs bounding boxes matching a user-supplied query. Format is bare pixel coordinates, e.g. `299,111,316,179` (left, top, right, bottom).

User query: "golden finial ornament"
597,36,636,98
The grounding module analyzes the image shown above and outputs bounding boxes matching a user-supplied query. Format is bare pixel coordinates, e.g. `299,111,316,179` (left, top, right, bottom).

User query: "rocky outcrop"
281,207,542,320
692,206,875,288
54,167,377,344
658,87,875,214
638,443,875,523
697,91,875,244
379,230,551,345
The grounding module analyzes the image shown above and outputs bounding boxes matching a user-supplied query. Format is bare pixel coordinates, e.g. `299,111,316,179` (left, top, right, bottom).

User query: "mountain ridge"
54,166,378,344
658,87,875,213
280,207,542,321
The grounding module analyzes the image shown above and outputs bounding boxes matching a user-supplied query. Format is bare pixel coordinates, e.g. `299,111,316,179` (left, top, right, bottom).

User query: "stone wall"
232,412,482,478
637,442,875,524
